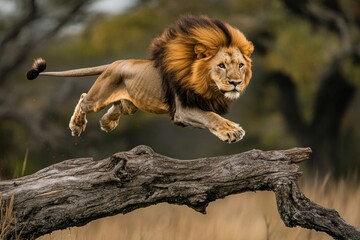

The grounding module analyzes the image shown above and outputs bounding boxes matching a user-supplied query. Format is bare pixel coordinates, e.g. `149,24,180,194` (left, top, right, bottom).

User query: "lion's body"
27,15,254,143
84,60,168,114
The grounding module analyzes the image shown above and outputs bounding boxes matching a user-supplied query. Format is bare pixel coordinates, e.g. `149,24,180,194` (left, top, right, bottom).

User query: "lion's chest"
175,87,231,115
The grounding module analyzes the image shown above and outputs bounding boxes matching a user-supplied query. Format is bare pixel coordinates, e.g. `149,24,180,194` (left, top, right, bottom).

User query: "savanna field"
38,177,360,240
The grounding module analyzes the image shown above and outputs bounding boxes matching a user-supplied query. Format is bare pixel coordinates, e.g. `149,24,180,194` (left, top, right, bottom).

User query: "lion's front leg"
69,93,88,136
173,106,245,143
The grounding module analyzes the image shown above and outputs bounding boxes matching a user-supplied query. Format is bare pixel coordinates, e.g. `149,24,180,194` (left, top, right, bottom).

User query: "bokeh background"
1,1,360,239
0,0,359,178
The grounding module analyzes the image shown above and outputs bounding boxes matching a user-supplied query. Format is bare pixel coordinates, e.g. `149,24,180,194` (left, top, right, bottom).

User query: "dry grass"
38,177,360,240
0,195,18,240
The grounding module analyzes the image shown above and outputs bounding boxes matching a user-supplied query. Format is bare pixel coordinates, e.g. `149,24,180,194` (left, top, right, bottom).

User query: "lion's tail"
26,58,109,80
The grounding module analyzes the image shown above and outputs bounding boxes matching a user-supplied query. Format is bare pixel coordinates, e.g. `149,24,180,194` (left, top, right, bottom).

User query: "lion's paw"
99,109,121,133
100,118,119,133
69,114,87,136
210,121,245,143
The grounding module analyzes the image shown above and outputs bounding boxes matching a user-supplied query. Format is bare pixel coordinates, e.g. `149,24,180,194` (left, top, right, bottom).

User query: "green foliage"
263,14,340,122
342,57,360,87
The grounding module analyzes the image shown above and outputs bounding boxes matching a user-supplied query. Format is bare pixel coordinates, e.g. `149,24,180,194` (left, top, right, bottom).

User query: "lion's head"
194,46,251,100
151,15,254,115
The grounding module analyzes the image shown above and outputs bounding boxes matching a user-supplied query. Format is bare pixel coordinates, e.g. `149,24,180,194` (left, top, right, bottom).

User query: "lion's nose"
228,80,241,87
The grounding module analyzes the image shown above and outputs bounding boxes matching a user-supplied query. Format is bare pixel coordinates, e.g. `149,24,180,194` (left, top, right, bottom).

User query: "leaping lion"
27,15,254,143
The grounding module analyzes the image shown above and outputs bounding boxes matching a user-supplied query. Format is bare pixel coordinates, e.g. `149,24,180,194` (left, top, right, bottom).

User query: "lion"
26,15,254,143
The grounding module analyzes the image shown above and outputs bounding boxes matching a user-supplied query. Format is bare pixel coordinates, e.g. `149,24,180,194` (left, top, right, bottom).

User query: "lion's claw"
210,121,245,143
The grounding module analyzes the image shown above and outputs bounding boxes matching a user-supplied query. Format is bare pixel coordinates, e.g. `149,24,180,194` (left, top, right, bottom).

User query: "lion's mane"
150,15,254,117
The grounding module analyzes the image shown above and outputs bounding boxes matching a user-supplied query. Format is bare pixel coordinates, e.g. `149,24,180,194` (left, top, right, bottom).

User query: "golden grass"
0,195,18,240
38,178,360,240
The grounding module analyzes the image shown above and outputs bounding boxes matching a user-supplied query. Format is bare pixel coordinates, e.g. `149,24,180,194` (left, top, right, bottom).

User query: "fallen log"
0,145,359,239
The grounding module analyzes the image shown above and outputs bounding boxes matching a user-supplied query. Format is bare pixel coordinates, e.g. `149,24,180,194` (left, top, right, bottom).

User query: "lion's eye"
218,63,226,69
239,63,244,68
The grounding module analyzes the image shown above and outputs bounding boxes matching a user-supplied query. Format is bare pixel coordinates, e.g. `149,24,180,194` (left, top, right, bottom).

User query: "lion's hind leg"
100,103,121,133
69,93,88,136
100,99,137,132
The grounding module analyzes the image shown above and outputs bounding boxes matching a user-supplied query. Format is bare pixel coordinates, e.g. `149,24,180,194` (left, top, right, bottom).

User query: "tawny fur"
27,15,254,143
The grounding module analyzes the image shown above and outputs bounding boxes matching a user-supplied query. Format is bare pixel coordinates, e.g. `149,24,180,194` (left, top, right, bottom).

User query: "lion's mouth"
217,83,241,99
223,90,240,100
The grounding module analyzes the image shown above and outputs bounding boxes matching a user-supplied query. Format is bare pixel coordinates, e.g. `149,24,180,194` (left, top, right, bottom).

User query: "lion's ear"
244,41,254,57
194,44,208,59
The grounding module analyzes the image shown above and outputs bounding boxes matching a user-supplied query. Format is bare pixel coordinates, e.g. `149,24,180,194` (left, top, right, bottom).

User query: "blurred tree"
265,0,360,173
0,0,93,177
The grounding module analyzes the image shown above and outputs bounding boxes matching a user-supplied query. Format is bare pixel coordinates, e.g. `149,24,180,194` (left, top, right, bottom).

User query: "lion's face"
209,47,251,100
151,15,254,111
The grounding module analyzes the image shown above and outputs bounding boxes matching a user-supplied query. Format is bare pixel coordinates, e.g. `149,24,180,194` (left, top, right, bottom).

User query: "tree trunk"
0,145,359,240
268,70,355,173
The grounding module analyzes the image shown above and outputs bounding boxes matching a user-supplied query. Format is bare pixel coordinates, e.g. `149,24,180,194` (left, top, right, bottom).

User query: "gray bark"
0,145,359,240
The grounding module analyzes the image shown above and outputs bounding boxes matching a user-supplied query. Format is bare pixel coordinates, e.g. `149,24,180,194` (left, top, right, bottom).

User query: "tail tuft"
26,58,47,80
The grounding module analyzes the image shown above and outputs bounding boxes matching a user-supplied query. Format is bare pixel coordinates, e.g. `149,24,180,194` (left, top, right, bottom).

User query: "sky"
88,0,136,14
0,0,136,15
0,0,138,37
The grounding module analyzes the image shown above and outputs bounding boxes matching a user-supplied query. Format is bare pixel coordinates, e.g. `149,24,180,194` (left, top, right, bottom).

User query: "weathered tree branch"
0,145,359,240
